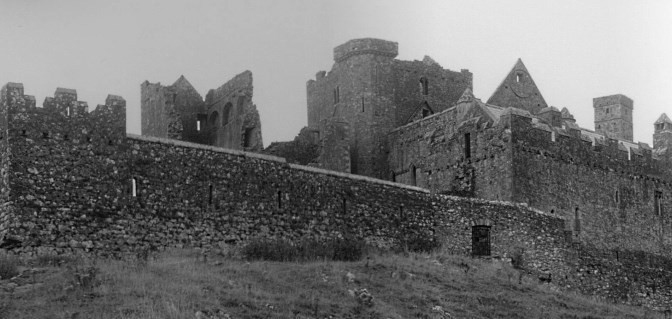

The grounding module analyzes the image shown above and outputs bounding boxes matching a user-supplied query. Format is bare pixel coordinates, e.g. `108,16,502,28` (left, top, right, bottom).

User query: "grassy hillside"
0,248,665,319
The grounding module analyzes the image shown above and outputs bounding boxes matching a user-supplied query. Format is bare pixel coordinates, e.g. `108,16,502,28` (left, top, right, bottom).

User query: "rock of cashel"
2,38,672,310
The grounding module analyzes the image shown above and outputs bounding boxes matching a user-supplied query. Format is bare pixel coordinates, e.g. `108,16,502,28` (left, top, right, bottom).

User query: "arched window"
419,77,429,95
209,111,219,127
222,102,233,126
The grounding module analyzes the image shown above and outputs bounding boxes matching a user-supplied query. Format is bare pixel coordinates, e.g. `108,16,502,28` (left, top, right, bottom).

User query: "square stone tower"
593,94,633,141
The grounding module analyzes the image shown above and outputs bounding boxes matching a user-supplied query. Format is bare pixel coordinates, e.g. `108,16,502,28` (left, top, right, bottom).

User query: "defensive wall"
2,83,672,309
509,113,672,257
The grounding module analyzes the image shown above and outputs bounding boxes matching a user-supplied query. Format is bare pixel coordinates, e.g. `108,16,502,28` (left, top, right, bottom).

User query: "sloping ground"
0,249,663,319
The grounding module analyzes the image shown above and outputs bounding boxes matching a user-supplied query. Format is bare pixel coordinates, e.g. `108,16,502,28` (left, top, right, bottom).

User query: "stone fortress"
1,38,672,310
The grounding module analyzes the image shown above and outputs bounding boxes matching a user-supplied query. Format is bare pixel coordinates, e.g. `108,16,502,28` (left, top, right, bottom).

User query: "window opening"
208,185,213,205
464,133,471,159
42,132,49,139
411,165,417,186
606,108,609,114
277,191,282,209
243,128,254,148
574,207,581,233
223,103,233,126
422,108,430,118
419,78,429,95
209,111,219,127
132,178,137,197
197,121,201,131
361,97,365,112
516,73,522,83
471,225,491,256
333,86,340,104
551,131,556,142
655,191,663,215
342,197,347,214
66,108,70,116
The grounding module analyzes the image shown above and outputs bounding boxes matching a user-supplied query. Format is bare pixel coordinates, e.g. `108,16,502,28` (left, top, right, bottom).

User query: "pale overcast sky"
1,0,671,146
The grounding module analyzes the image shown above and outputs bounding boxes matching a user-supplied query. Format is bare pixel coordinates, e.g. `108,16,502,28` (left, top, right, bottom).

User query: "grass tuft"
0,248,665,318
241,236,366,262
0,253,20,279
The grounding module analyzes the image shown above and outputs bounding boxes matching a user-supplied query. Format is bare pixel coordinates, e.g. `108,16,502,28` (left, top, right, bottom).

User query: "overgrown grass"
0,247,665,318
241,236,366,262
0,254,19,279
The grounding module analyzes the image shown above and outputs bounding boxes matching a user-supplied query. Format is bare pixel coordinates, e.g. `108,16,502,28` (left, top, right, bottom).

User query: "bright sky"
1,0,671,146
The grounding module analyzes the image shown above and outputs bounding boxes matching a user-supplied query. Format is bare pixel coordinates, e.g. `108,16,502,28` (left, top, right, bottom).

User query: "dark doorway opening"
471,225,491,256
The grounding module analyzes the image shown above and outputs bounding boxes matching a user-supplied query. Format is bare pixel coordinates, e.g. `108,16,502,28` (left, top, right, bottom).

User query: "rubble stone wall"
388,103,513,201
509,114,672,257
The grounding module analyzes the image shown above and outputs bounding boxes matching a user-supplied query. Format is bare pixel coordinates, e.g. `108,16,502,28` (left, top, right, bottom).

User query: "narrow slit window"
574,207,581,233
132,178,137,197
342,197,347,214
66,108,70,116
333,86,340,104
464,133,471,159
361,97,365,112
208,185,213,205
277,191,282,209
411,165,417,186
197,121,201,131
419,77,429,95
516,74,521,83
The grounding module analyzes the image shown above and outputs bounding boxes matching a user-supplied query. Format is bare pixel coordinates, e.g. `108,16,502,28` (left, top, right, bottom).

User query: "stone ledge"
288,164,430,193
126,134,287,163
127,133,430,194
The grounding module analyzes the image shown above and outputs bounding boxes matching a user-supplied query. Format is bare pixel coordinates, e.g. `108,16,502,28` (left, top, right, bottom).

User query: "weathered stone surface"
141,71,263,151
307,38,472,178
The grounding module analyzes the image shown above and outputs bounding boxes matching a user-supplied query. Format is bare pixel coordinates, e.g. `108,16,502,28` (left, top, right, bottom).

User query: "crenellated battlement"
1,82,126,144
333,38,398,63
508,112,670,183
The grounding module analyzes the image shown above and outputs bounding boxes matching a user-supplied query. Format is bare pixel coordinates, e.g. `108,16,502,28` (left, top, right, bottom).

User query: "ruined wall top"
333,38,398,63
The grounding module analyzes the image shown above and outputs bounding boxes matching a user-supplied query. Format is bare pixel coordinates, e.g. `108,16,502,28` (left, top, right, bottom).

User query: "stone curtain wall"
509,114,672,257
126,134,565,267
1,83,127,252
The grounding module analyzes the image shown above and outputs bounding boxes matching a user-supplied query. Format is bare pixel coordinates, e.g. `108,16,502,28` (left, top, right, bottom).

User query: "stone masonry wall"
2,84,127,252
306,38,472,179
509,114,672,257
388,101,513,201
203,71,263,151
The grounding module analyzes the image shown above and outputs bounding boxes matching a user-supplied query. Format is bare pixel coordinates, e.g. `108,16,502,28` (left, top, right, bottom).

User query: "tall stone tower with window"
593,94,633,141
654,113,672,150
